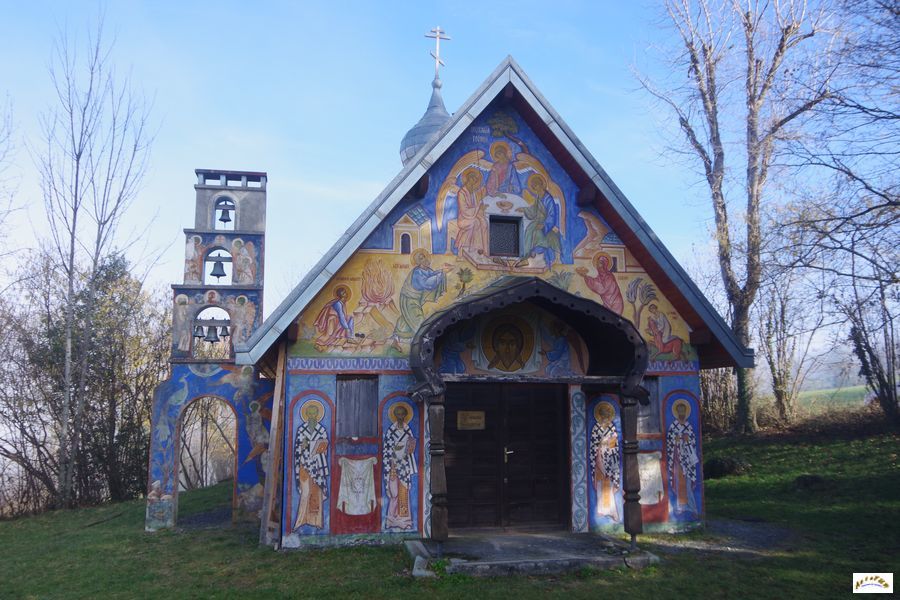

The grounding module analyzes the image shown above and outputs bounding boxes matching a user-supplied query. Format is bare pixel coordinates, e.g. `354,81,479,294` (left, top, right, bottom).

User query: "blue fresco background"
145,363,274,530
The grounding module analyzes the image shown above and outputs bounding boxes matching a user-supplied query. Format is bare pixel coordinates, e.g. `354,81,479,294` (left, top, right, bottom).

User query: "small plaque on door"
457,411,485,430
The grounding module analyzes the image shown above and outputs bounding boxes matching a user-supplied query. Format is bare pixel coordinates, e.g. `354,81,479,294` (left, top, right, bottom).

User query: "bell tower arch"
146,169,274,532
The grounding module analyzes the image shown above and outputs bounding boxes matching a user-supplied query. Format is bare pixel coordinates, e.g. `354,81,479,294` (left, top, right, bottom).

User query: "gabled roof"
235,56,754,370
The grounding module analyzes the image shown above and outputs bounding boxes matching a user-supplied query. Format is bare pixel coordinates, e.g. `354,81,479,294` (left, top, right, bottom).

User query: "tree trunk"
733,307,758,434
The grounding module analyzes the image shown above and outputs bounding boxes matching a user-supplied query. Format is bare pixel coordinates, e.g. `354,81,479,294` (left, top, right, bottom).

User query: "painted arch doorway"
444,382,570,529
178,396,237,494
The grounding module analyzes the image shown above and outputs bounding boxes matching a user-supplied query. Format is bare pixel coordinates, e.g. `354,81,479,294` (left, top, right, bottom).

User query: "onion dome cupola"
399,26,452,165
399,77,451,165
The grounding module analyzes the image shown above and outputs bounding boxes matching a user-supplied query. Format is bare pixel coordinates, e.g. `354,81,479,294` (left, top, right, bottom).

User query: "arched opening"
177,396,237,494
203,248,233,285
214,197,235,231
400,233,412,255
409,277,649,542
192,306,232,360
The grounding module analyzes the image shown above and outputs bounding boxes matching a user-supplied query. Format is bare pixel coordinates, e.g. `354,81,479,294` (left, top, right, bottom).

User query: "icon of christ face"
490,323,525,371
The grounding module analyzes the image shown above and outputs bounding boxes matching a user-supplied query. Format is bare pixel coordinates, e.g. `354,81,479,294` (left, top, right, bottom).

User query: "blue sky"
1,1,716,314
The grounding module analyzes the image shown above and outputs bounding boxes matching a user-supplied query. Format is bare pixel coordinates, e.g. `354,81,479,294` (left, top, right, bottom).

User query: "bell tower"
170,169,267,362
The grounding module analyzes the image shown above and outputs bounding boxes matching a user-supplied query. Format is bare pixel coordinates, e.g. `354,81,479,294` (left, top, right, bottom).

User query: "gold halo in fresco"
300,399,325,422
481,314,534,372
333,284,351,301
671,399,691,420
593,251,614,271
388,401,414,426
527,172,547,194
410,248,429,266
461,167,482,187
489,140,512,161
594,400,616,423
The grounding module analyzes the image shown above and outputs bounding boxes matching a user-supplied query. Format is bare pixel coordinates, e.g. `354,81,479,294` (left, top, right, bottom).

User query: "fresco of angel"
435,141,566,266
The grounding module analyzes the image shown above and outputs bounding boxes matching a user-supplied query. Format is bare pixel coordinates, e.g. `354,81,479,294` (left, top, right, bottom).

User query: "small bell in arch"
209,259,227,280
218,208,232,225
219,325,230,338
202,325,221,344
193,325,205,338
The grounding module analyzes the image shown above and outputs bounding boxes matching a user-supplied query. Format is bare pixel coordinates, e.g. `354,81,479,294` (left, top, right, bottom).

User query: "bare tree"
179,398,236,491
756,267,828,422
778,0,898,421
37,20,151,507
0,97,15,255
638,0,840,433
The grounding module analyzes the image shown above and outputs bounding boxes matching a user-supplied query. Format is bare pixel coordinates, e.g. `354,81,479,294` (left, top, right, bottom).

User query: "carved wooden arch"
408,276,649,543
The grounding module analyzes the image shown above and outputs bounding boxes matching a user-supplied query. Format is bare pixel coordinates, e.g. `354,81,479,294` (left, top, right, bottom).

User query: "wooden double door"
444,383,570,529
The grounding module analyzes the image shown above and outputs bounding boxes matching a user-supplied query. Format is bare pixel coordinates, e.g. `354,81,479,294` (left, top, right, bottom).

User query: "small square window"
490,217,520,257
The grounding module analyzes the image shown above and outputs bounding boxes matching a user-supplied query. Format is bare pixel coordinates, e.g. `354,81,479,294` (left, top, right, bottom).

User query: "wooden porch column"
620,394,643,545
427,393,448,542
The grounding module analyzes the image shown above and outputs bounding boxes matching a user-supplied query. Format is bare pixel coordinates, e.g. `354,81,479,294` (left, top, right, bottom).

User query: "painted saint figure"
520,173,562,267
485,141,521,196
577,253,624,315
541,320,575,377
590,402,620,522
391,250,452,350
184,236,202,282
173,294,192,352
294,401,329,530
383,403,417,530
454,167,489,255
666,399,699,517
232,239,257,285
646,304,684,360
313,285,355,352
227,295,256,343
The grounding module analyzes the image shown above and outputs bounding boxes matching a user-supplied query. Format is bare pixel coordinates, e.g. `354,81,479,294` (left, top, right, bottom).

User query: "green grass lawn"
1,412,897,599
796,385,867,413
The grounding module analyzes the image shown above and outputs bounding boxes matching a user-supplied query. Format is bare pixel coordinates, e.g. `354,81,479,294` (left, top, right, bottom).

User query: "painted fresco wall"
145,364,274,531
436,304,588,377
281,372,425,548
577,377,703,533
283,104,703,541
183,231,264,287
289,106,697,373
171,287,262,358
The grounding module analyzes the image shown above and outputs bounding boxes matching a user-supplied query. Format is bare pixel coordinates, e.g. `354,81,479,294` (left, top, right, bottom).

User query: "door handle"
504,447,514,463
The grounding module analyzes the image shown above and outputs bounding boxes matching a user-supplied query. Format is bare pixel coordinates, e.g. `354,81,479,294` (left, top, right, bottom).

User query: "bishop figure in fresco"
590,401,621,522
294,401,329,530
383,403,418,530
666,399,699,517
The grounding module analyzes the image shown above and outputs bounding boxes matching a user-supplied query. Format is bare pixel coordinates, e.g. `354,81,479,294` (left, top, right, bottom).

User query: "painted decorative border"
287,357,411,372
569,388,589,533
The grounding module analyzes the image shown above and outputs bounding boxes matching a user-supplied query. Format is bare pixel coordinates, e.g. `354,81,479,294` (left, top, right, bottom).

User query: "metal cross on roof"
425,26,450,79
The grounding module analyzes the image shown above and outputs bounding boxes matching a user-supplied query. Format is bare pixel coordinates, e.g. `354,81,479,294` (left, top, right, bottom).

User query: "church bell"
209,259,227,280
202,326,221,344
218,208,232,224
219,325,230,338
193,325,205,338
